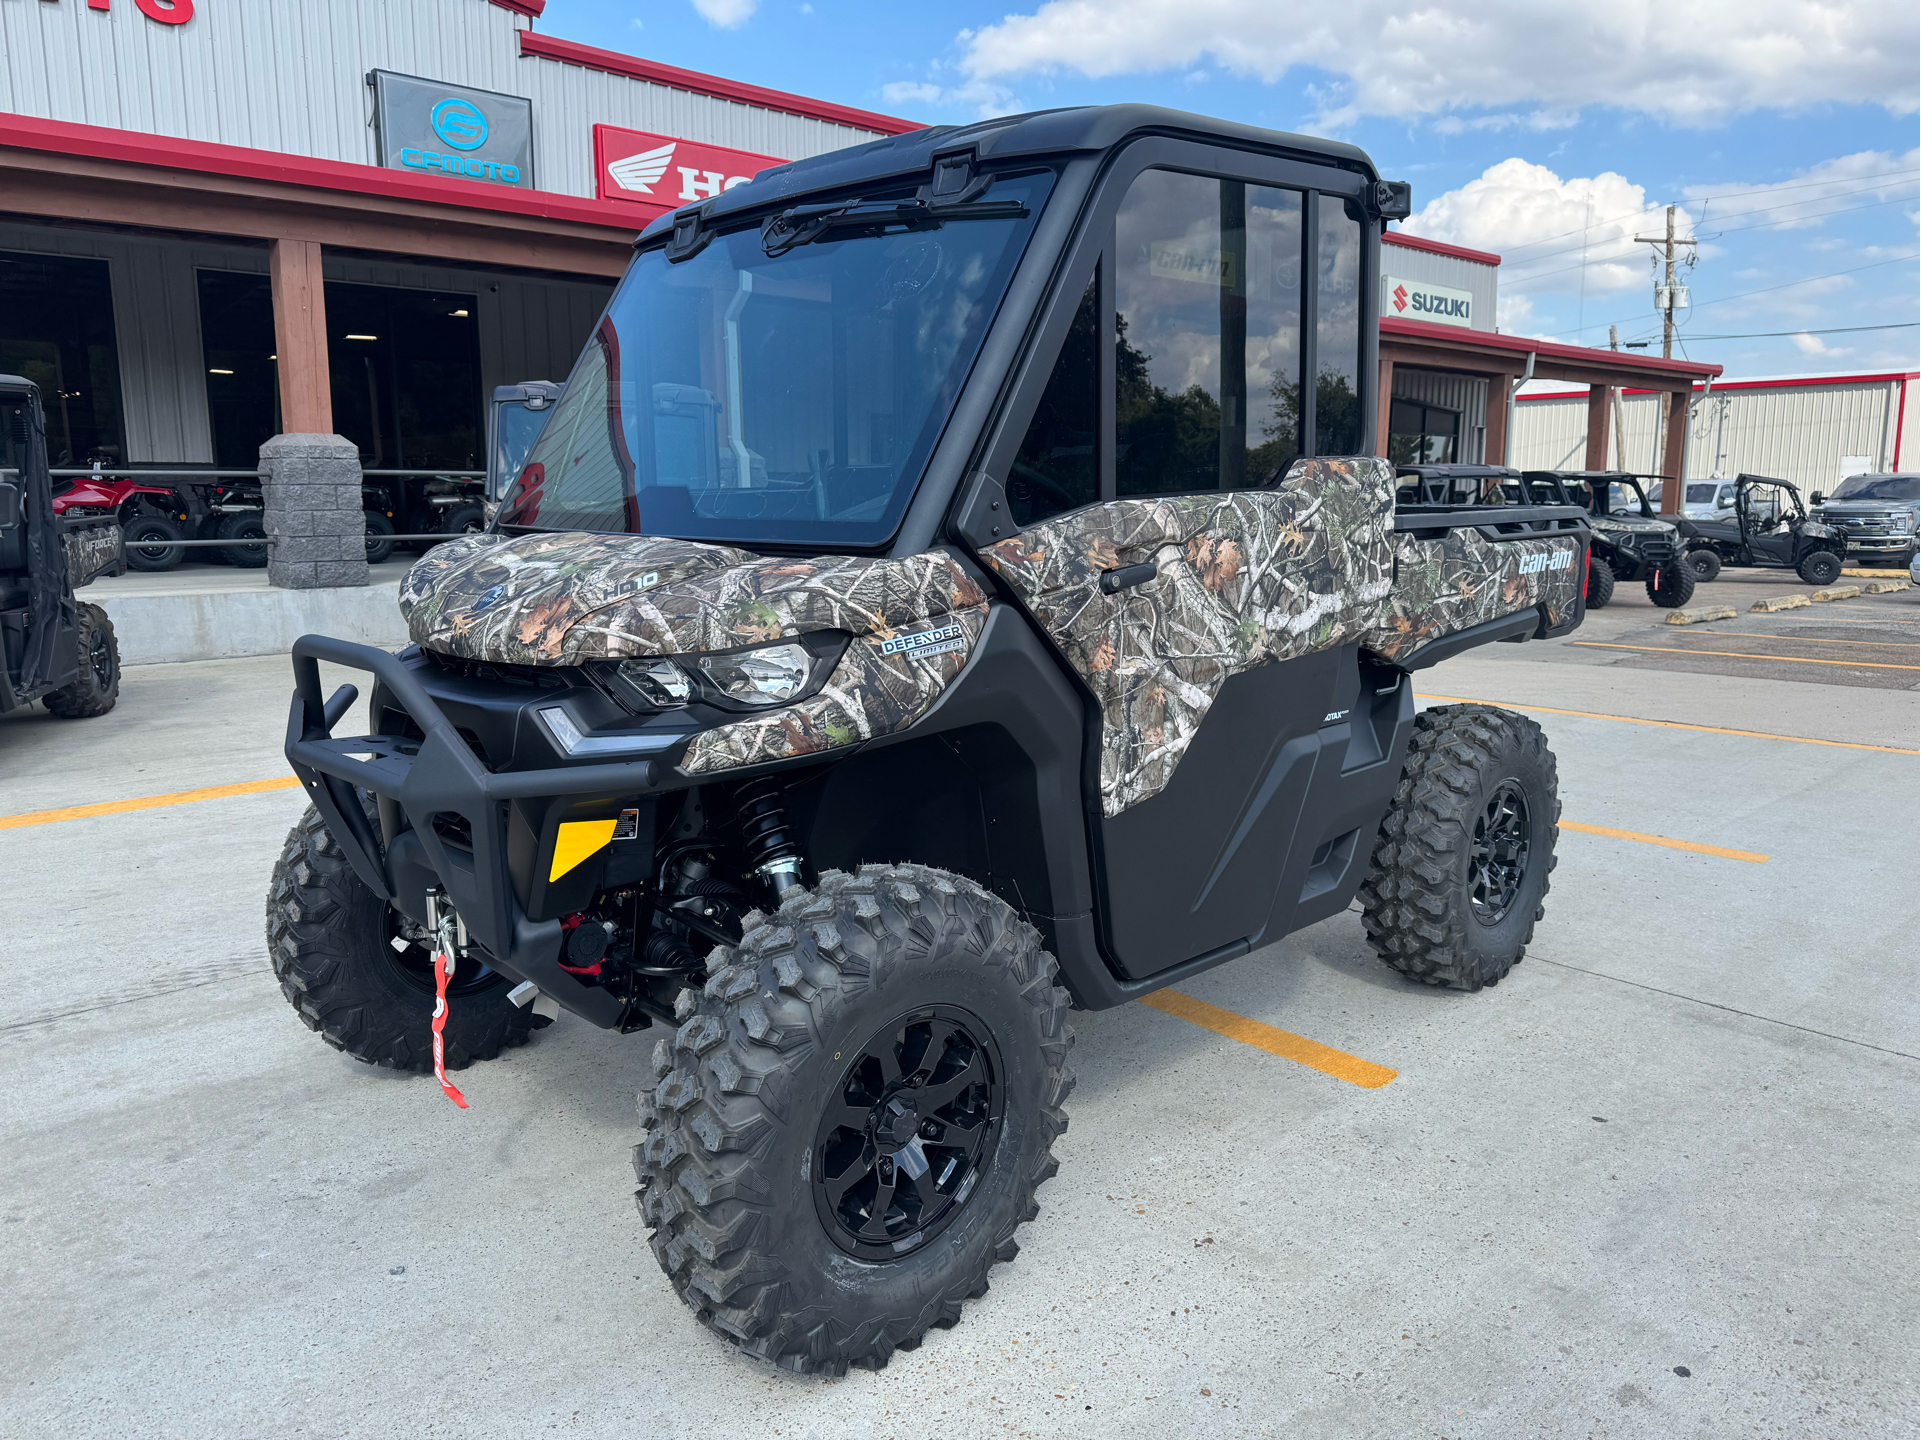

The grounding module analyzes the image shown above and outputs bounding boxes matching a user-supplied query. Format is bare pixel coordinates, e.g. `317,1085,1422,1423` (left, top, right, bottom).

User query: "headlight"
1898,512,1916,534
617,658,693,708
699,643,812,705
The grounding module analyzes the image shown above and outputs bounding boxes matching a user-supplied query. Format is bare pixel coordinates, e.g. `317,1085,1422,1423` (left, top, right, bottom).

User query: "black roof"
1396,463,1520,479
638,104,1381,242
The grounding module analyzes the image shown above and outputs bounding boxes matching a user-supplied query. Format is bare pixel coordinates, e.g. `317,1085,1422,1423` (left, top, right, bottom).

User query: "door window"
1315,202,1364,454
1007,274,1099,527
1113,171,1304,496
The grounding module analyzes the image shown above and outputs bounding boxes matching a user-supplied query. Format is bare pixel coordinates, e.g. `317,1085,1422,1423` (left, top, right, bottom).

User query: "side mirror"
1717,495,1734,509
1810,492,1825,506
0,473,20,530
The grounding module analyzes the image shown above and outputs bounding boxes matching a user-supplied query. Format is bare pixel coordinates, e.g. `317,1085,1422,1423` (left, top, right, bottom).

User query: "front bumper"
285,635,689,1027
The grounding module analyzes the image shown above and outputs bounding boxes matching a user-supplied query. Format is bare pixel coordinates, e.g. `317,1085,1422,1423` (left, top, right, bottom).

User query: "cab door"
970,144,1394,979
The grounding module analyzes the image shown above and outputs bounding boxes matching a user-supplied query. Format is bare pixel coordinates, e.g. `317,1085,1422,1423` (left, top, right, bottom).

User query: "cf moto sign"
1384,274,1475,328
372,71,535,190
595,125,784,217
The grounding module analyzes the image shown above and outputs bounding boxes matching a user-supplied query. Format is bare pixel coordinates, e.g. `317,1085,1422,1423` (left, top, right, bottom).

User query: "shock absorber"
734,777,804,899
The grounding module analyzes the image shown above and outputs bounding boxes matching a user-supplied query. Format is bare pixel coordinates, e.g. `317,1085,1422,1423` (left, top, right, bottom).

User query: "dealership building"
4,0,1735,596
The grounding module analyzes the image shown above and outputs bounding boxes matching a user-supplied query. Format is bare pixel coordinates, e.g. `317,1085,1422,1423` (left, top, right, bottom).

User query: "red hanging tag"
431,945,469,1109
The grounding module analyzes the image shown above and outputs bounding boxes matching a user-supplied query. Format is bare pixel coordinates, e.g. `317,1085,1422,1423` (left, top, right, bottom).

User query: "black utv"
268,106,1591,1375
1523,470,1695,608
1,375,124,719
1684,473,1849,585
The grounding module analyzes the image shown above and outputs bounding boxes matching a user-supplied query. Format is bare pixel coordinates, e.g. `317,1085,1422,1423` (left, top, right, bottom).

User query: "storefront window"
326,283,481,470
1387,399,1460,464
0,251,125,468
199,271,279,469
1113,170,1303,496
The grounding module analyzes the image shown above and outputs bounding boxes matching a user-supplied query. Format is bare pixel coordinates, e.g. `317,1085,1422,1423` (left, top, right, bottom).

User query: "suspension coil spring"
733,777,799,873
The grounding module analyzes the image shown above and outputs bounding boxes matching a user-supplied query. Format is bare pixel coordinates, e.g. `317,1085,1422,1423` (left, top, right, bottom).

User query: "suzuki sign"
594,125,785,217
1384,274,1475,328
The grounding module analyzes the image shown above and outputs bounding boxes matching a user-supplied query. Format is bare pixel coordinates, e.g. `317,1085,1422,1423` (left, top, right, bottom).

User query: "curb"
1841,568,1911,578
1665,605,1737,625
1751,595,1810,613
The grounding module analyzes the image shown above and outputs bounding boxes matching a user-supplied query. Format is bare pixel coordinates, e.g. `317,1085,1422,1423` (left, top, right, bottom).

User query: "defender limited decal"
881,621,968,660
1516,549,1576,576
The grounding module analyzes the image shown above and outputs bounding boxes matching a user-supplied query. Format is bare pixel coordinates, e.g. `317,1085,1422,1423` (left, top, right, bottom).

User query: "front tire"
42,603,120,718
1686,547,1722,582
265,806,545,1071
363,510,396,564
1584,557,1615,609
123,514,187,571
216,512,269,568
636,863,1074,1375
1796,550,1843,586
1646,560,1695,607
1357,705,1560,991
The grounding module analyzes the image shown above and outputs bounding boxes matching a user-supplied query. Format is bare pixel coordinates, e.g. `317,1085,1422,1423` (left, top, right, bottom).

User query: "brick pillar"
260,433,368,590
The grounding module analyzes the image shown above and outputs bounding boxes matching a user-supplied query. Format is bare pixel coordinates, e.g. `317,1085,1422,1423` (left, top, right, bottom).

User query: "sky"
544,0,1919,381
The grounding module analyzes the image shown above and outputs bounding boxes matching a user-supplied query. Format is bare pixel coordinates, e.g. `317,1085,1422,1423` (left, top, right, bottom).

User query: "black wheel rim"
378,905,498,998
127,526,178,561
1469,780,1531,926
812,1005,1003,1261
87,624,113,689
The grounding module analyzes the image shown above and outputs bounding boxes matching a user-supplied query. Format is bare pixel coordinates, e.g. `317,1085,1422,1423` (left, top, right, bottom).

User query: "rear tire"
1646,560,1695,607
1685,547,1722,582
216,512,269,568
265,805,545,1071
42,603,120,718
635,863,1074,1375
122,514,186,571
438,502,486,536
363,509,396,564
1584,557,1615,609
1796,550,1843,586
1357,705,1560,991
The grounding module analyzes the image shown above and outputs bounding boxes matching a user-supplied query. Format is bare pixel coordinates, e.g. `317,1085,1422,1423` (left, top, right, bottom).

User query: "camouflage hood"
1590,513,1674,537
399,531,987,664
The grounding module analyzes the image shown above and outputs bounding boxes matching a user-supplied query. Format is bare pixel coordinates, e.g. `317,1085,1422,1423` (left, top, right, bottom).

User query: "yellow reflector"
549,819,618,882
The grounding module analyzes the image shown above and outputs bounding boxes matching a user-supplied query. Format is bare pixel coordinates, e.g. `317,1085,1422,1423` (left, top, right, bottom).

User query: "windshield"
493,400,554,494
500,171,1054,547
1686,482,1720,503
1830,473,1919,502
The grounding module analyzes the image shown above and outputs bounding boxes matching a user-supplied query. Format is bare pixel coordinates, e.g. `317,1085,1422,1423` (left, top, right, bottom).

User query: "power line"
1654,322,1919,341
1546,251,1921,340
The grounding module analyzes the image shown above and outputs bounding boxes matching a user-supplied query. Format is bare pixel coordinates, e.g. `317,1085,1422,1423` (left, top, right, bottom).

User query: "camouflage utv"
269,106,1590,1375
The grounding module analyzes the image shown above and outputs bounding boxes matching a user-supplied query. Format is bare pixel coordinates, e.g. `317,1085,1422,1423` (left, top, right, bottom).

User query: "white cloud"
955,0,1918,126
1790,331,1850,355
691,0,756,28
1401,158,1689,296
879,77,1020,119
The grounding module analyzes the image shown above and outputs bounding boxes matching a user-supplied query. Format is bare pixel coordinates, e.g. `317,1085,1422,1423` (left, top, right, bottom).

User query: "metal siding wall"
1390,368,1490,461
0,0,892,198
1380,244,1498,332
1514,380,1908,485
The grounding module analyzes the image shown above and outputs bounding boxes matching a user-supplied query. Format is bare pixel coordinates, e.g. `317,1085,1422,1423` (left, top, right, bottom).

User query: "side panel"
981,455,1397,817
1360,525,1583,662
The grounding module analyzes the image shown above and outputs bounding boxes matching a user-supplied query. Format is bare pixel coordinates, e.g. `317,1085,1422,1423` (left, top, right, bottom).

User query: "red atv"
50,462,194,571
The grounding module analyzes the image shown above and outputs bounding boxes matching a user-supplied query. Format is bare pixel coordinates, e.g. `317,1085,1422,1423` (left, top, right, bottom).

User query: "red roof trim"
1521,370,1920,400
0,110,639,231
487,0,545,16
1381,315,1722,378
518,32,923,136
1384,230,1502,268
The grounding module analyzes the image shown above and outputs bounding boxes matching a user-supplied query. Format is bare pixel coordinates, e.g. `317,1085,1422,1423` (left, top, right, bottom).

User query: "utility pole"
1635,205,1697,359
1608,325,1628,470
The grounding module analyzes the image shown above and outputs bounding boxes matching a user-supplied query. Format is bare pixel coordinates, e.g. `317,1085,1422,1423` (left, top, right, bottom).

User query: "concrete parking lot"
1,580,1915,1439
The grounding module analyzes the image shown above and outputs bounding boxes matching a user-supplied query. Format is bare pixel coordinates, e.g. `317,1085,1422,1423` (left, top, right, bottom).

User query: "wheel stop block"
1863,579,1911,594
1664,605,1737,625
1750,594,1811,612
1809,585,1861,603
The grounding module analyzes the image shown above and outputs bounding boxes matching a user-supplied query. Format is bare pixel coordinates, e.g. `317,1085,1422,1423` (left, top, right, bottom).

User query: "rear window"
1686,483,1718,503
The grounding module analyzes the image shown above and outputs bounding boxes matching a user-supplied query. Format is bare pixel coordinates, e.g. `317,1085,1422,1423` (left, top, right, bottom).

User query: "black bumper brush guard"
286,634,678,1030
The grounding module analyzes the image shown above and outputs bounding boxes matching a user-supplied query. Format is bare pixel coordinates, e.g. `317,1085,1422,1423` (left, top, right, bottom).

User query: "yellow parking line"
1140,989,1397,1088
1559,820,1768,863
1698,631,1919,648
0,776,301,831
1570,640,1918,670
1415,692,1919,756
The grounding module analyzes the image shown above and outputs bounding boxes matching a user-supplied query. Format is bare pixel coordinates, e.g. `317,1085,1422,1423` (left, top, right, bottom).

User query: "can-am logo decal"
594,125,786,215
1516,549,1575,575
880,621,967,660
1383,274,1475,329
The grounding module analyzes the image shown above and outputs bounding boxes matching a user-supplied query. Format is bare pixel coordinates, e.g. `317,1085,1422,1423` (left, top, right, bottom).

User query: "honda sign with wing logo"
594,125,785,219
